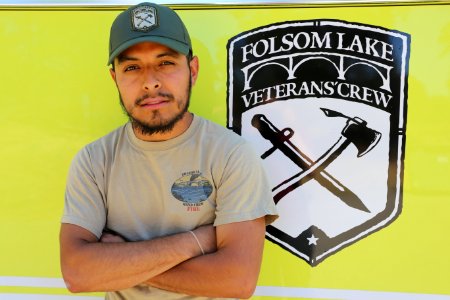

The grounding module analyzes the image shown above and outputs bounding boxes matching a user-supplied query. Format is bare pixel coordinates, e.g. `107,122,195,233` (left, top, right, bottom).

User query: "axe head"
342,117,381,157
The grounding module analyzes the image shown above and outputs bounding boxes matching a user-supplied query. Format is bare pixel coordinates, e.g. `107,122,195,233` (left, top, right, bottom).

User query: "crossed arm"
59,217,266,298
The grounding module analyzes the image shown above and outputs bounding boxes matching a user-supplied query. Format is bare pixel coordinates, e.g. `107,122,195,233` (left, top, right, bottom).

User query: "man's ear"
189,56,199,85
109,67,116,82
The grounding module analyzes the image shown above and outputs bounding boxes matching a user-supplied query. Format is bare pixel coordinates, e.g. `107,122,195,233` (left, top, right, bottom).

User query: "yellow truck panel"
0,1,449,299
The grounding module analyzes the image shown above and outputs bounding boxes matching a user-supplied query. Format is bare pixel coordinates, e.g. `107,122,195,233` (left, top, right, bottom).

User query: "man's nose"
142,70,161,91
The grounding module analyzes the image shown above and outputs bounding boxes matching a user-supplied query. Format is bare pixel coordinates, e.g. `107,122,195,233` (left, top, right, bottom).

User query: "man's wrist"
188,231,205,255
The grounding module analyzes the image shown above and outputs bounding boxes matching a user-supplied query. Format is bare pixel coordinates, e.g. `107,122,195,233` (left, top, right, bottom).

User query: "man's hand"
100,230,126,243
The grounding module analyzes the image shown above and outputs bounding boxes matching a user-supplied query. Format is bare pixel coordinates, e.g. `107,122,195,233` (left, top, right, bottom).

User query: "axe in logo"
136,13,153,27
252,108,381,212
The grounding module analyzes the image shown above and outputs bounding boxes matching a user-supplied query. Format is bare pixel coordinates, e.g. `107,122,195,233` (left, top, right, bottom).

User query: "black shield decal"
227,20,410,266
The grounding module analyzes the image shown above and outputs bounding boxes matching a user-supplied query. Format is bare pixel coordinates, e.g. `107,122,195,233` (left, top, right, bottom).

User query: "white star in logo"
307,234,319,245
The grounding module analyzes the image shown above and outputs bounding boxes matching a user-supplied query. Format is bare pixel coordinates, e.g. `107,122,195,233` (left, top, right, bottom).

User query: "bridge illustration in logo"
241,52,393,92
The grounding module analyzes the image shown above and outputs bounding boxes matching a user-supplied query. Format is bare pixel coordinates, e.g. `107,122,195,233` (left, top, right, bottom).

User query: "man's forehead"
117,41,181,62
123,41,180,55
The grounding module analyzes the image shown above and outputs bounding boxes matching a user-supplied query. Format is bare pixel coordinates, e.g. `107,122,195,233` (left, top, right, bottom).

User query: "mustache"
135,92,174,105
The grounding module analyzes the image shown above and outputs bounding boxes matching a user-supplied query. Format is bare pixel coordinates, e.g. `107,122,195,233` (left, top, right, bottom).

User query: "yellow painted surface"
0,3,449,298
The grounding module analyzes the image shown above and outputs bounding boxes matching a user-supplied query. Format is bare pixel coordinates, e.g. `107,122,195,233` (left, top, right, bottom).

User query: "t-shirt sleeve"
61,147,106,239
213,141,278,227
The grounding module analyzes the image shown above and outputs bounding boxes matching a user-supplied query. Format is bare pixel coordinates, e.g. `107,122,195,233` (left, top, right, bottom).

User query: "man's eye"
160,61,175,66
124,65,139,72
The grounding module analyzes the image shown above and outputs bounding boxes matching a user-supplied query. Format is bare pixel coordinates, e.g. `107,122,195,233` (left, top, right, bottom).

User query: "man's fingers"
100,232,126,243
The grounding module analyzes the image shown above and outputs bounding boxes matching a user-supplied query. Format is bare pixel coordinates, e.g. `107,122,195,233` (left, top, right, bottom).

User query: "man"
60,2,278,299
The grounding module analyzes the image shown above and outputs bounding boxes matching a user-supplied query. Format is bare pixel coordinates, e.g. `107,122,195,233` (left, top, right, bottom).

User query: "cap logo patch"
131,5,158,32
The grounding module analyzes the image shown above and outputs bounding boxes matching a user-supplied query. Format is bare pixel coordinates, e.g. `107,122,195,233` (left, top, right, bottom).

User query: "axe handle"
274,137,370,213
252,114,369,212
273,137,350,199
272,137,350,203
274,142,369,212
253,114,352,195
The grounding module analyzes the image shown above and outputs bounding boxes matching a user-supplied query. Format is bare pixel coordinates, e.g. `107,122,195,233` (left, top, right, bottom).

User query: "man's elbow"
61,265,94,293
62,271,82,293
226,271,258,299
224,283,255,299
234,282,257,299
64,279,84,293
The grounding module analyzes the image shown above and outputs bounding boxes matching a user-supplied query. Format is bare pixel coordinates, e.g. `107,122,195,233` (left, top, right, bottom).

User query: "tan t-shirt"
62,115,278,299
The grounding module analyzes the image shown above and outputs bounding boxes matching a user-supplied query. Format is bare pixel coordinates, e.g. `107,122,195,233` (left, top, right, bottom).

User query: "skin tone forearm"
62,217,266,299
59,223,216,293
98,219,266,298
147,218,267,299
99,218,266,298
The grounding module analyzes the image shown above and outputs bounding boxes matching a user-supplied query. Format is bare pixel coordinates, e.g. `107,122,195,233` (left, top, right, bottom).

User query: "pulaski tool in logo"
227,20,410,266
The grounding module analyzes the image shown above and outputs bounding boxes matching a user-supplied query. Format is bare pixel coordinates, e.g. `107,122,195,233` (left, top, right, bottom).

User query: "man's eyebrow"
117,55,139,64
156,50,181,58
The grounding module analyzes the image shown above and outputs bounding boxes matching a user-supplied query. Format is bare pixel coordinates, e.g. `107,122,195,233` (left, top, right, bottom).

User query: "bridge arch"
343,62,392,92
292,56,343,79
244,61,292,91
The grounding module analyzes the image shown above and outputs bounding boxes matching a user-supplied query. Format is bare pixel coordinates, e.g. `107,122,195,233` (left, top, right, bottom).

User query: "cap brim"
108,36,190,65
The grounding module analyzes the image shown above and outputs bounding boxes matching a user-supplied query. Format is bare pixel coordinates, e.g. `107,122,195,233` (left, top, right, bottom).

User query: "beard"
119,76,192,136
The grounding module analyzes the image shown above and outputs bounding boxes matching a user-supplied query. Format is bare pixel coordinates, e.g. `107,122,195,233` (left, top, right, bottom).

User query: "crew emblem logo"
227,20,410,266
131,5,157,32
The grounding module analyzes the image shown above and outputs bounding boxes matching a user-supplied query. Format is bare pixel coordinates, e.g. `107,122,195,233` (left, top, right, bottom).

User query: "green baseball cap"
108,2,192,65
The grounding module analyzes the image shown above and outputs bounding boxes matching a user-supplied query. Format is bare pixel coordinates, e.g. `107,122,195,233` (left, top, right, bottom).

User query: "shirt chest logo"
171,171,213,211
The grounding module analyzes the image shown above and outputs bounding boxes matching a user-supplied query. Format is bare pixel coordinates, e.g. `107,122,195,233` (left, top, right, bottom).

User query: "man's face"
110,42,198,138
